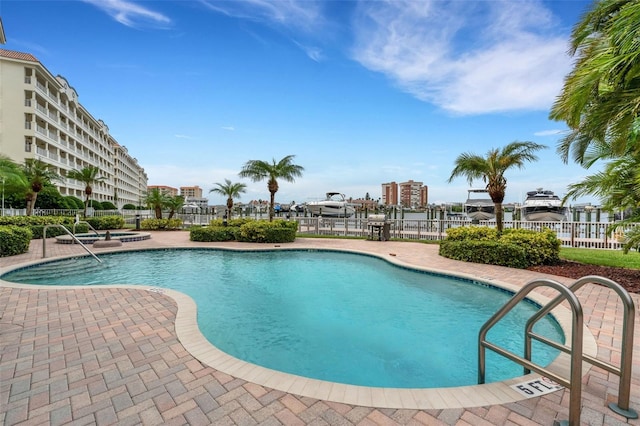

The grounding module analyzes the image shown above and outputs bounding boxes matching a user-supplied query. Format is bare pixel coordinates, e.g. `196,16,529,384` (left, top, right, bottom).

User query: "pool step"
4,259,102,283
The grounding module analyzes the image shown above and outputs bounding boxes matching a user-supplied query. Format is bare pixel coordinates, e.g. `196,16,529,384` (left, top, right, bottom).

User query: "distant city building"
147,185,178,197
381,182,398,205
0,48,148,208
399,180,428,208
180,185,203,198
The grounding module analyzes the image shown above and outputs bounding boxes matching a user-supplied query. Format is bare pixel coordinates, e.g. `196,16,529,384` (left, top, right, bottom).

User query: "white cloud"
198,0,324,32
351,0,573,115
81,0,171,29
534,129,568,137
174,134,192,139
221,126,235,131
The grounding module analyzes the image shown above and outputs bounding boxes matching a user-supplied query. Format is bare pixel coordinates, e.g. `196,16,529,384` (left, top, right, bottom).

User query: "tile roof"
0,48,38,62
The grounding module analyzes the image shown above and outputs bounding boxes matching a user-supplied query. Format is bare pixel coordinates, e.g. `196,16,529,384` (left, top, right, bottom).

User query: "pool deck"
1,231,639,425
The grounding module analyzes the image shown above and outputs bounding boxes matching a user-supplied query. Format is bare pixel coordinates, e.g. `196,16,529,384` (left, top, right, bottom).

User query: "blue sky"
2,0,598,206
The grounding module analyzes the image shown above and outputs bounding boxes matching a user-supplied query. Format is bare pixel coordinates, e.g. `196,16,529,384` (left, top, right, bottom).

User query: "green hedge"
237,220,298,243
190,226,238,242
439,226,561,268
191,219,298,243
0,216,88,239
140,218,183,230
85,215,125,230
439,240,528,268
0,225,33,257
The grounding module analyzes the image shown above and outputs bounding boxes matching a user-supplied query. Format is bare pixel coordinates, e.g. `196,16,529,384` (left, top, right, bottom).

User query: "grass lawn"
560,247,640,270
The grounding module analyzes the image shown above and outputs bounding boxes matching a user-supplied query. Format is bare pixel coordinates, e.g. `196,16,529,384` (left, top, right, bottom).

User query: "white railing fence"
1,208,637,249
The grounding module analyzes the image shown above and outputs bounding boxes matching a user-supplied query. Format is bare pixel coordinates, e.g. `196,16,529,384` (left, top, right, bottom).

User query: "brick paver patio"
1,232,639,425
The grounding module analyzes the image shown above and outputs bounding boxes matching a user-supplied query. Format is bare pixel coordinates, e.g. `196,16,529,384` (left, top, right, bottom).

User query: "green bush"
0,216,88,239
237,220,298,243
122,203,137,210
439,240,528,268
140,218,182,230
439,226,560,268
444,226,499,241
0,225,33,257
101,201,118,210
88,200,103,210
190,226,238,242
85,215,125,230
65,196,85,209
501,228,561,266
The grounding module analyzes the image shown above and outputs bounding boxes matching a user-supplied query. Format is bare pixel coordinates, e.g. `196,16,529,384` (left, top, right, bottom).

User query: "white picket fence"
1,208,636,249
293,217,637,249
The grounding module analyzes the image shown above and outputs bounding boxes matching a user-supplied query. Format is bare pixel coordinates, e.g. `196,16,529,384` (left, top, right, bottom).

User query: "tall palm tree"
238,155,304,221
143,187,169,219
66,165,106,217
550,0,640,165
165,195,185,220
209,179,247,221
448,141,546,233
23,159,62,216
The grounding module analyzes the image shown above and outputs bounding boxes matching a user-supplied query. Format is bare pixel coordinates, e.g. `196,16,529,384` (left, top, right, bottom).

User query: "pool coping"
0,245,598,410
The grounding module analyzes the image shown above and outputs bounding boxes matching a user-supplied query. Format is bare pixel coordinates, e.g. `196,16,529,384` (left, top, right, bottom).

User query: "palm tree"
238,155,304,221
23,159,63,215
209,179,247,221
448,141,546,233
66,165,106,217
0,155,27,215
165,195,185,220
143,187,169,219
550,0,640,165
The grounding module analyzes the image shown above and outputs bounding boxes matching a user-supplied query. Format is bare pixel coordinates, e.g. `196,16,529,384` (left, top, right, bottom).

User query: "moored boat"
306,192,356,217
521,188,568,221
464,188,495,221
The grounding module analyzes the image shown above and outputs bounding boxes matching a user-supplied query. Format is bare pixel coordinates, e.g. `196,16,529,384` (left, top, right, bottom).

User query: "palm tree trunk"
269,191,275,221
26,193,36,216
495,202,504,233
84,195,89,218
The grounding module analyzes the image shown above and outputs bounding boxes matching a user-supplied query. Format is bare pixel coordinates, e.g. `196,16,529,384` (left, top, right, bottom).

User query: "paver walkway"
1,232,639,425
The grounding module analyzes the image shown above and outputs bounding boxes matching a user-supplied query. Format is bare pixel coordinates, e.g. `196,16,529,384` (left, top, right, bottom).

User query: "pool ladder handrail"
478,275,637,426
42,224,102,263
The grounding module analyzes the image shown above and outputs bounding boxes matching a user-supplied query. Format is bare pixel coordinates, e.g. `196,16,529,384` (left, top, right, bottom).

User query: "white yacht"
306,193,356,217
464,189,495,221
521,189,568,221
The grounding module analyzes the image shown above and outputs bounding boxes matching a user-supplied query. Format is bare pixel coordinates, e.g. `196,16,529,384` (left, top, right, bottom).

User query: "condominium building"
147,185,179,197
180,186,203,198
381,182,398,205
0,48,147,208
399,180,428,208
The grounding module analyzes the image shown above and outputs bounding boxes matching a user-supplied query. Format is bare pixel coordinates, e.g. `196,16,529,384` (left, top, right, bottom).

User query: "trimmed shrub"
0,216,88,239
122,203,137,210
65,196,85,209
439,226,560,268
101,201,118,210
439,240,528,269
190,226,237,242
237,220,298,243
444,226,499,242
0,225,33,257
85,215,125,230
141,218,182,230
501,228,561,266
88,200,103,210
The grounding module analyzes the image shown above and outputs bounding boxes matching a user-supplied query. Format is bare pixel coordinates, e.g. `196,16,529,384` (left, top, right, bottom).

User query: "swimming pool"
1,248,564,388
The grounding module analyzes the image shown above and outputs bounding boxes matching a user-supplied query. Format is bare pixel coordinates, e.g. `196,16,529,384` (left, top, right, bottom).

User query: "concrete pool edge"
0,246,598,410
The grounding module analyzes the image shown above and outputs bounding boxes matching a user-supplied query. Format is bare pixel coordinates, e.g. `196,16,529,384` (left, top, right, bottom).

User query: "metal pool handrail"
42,224,102,263
478,278,584,426
524,275,637,420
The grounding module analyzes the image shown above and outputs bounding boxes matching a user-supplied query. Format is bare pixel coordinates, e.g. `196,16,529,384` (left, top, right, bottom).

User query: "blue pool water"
2,249,563,388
